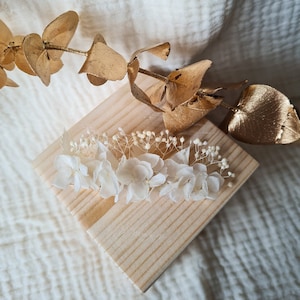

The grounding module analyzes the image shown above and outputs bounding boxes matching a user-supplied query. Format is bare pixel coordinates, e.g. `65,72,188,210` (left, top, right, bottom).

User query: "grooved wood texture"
33,77,258,291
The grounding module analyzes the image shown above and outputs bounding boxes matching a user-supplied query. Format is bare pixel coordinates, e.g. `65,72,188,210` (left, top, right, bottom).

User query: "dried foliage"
0,11,299,144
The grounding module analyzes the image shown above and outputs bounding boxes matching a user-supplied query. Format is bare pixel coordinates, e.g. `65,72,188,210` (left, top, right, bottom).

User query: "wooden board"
33,76,259,292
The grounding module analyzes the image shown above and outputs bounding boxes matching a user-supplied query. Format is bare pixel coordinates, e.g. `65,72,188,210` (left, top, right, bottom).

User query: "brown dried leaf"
79,34,127,81
23,33,64,85
43,11,79,60
165,60,212,108
87,74,107,86
130,42,170,62
0,67,7,88
5,77,18,87
228,84,300,144
0,20,13,64
1,62,14,71
127,58,163,112
163,94,222,133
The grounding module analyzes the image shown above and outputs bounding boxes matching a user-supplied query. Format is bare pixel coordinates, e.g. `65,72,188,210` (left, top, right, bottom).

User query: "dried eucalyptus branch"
0,11,299,144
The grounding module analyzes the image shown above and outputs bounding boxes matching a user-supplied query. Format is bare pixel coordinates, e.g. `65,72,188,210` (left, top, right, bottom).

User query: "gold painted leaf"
43,11,79,60
228,84,300,144
79,34,127,81
163,94,222,133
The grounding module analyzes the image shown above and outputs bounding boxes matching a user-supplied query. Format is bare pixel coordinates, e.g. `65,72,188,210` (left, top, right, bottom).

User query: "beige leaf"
127,58,163,112
163,94,222,133
228,84,300,144
165,60,212,108
1,61,15,71
130,42,170,62
11,35,35,75
0,67,7,88
87,74,107,86
23,33,64,85
5,77,18,87
43,11,79,60
79,34,127,81
0,20,13,64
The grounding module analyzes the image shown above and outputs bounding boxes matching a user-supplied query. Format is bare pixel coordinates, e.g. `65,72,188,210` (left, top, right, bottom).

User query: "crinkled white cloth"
0,1,299,299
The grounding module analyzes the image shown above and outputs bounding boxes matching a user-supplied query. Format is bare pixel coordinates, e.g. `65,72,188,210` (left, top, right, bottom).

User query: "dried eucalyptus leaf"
79,34,127,81
87,73,107,86
15,49,36,75
0,67,7,88
43,11,79,60
127,57,140,85
228,84,300,144
23,33,63,85
23,34,44,70
0,20,13,64
163,94,222,133
165,60,212,108
5,77,18,87
35,51,51,86
127,58,163,112
147,81,166,106
0,20,13,43
1,61,14,71
128,57,164,111
12,35,35,75
130,42,170,62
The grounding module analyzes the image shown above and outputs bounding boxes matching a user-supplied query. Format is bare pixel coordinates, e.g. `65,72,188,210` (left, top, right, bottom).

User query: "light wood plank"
33,76,259,292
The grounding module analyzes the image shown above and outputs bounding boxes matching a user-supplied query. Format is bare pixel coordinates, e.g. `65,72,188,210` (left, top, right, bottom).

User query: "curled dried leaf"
127,58,163,112
79,34,127,84
130,42,170,62
127,42,171,111
43,11,79,60
228,84,300,144
163,94,223,133
165,60,212,109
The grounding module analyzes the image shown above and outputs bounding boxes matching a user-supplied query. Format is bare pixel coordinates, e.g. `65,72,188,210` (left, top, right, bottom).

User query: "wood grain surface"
33,76,259,292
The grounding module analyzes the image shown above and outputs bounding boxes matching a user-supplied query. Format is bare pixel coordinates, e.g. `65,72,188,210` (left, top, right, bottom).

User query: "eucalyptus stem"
138,68,168,83
44,43,88,56
220,101,238,112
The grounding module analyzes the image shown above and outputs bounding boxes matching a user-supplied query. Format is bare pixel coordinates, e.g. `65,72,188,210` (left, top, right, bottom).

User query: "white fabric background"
0,0,299,299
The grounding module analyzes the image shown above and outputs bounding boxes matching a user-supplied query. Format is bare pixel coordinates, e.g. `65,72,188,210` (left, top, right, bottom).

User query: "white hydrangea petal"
170,146,190,164
131,181,149,201
52,170,72,189
207,172,224,193
149,173,166,187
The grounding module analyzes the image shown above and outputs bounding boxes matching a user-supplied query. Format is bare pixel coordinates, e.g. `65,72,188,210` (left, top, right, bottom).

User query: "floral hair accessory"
53,128,235,203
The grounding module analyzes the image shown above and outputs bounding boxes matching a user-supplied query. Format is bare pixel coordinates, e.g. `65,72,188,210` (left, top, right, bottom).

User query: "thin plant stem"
138,68,168,83
44,43,88,56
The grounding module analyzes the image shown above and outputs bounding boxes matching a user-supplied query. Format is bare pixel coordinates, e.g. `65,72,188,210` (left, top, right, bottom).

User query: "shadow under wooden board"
33,76,259,292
